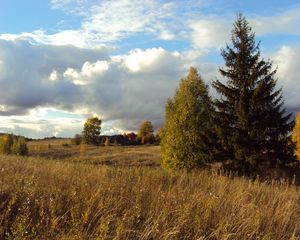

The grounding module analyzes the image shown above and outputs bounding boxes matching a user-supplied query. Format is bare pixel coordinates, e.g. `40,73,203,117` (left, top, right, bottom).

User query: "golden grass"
1,149,300,239
28,143,161,167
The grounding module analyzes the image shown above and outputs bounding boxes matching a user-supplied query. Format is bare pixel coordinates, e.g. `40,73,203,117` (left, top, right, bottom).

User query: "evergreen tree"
161,67,215,171
213,14,294,171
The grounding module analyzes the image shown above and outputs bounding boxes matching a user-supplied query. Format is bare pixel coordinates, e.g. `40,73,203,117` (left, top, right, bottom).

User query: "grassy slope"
0,144,300,239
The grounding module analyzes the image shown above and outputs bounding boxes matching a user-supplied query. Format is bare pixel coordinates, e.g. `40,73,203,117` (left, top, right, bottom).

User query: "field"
1,141,300,239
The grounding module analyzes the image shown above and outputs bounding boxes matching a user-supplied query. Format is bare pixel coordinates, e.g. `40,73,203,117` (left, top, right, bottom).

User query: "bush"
11,137,28,156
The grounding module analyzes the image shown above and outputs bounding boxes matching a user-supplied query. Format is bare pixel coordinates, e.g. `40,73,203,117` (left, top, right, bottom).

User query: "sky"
0,0,300,138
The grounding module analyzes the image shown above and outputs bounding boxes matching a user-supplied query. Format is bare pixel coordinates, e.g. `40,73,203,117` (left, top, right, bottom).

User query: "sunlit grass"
1,150,300,239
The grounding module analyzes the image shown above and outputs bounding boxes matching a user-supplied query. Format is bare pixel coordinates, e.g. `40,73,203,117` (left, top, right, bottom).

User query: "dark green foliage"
213,14,294,171
82,117,102,145
161,67,216,171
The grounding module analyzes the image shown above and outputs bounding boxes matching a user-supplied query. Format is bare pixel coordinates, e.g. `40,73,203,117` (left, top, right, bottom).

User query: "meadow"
1,141,300,239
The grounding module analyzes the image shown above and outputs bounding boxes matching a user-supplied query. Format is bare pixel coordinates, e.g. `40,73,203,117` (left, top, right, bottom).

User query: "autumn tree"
213,14,294,172
292,112,300,160
137,121,155,144
161,67,216,171
82,117,101,145
0,134,13,154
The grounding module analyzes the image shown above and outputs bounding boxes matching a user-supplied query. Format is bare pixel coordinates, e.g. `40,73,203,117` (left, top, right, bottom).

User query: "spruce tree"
161,67,215,171
213,14,294,171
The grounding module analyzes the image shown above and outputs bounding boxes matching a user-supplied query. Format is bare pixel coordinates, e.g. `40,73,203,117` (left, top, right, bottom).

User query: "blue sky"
0,0,300,138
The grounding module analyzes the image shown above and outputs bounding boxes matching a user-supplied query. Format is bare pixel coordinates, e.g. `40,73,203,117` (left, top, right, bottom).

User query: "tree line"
80,118,160,146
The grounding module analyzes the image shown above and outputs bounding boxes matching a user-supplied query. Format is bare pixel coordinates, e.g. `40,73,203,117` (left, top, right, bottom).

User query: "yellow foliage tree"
292,112,300,160
137,121,154,144
0,134,13,155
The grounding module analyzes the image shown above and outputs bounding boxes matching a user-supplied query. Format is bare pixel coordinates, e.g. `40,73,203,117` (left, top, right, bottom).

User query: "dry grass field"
27,140,161,167
1,141,300,239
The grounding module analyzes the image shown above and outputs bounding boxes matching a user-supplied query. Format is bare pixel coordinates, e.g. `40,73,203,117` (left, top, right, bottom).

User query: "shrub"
11,137,28,156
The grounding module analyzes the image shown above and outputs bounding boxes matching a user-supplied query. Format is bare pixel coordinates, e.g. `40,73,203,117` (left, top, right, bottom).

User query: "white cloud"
0,40,186,135
123,48,180,73
0,113,85,138
188,17,231,51
63,60,109,85
158,30,175,40
272,45,300,110
80,0,175,42
1,0,178,48
49,70,58,81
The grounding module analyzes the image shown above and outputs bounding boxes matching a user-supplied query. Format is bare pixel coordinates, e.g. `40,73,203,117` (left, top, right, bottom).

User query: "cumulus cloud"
57,47,185,130
273,45,300,111
0,39,109,115
0,39,187,134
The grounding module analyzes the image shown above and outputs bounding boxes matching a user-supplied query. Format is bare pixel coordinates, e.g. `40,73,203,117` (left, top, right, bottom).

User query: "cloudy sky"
0,0,299,138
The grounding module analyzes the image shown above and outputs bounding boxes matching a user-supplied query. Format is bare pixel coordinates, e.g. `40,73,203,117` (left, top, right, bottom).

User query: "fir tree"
161,67,215,171
213,14,294,172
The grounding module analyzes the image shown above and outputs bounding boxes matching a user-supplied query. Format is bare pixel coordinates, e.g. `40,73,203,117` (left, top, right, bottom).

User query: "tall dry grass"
0,154,300,239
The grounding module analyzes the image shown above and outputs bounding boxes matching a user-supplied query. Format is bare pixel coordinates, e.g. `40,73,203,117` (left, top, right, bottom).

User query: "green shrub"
11,137,28,156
